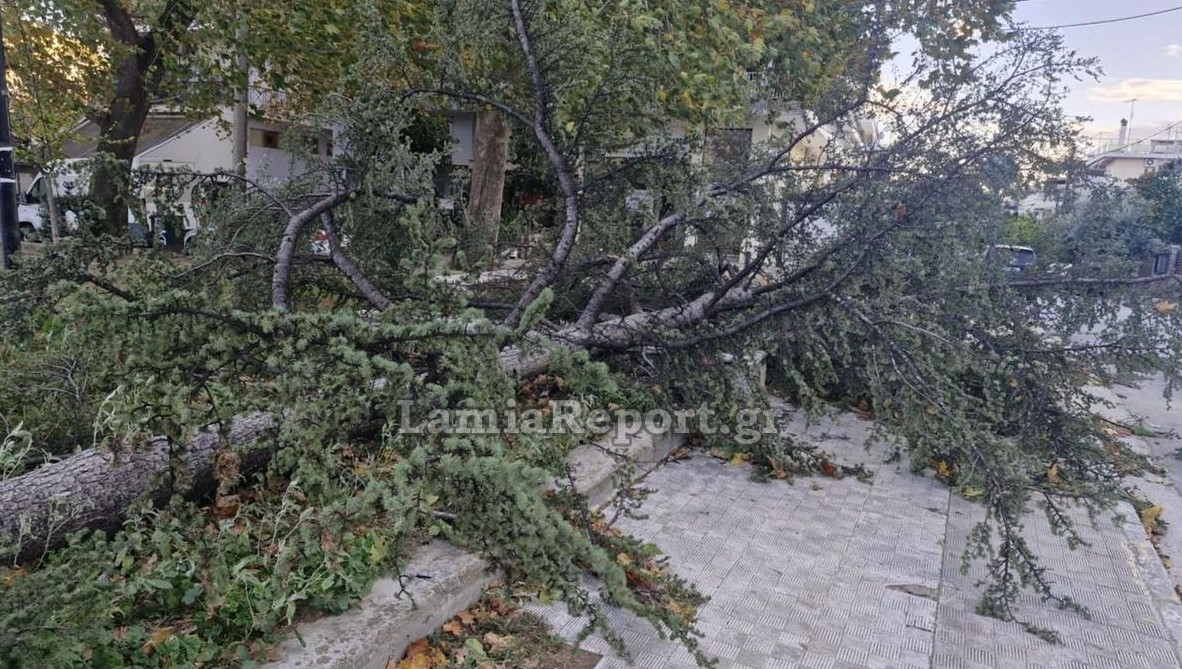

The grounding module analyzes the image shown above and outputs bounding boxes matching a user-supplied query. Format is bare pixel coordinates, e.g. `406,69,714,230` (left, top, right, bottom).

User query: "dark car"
986,245,1038,274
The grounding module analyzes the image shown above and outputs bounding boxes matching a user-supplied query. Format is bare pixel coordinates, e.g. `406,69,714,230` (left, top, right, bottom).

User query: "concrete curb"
1115,500,1182,662
265,428,682,669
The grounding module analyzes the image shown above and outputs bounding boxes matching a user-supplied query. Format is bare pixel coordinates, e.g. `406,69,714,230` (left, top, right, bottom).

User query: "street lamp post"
0,7,21,270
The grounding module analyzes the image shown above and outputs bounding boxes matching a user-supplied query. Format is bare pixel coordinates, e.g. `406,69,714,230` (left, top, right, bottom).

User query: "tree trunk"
92,109,147,238
464,110,510,265
0,412,279,563
44,167,63,244
91,49,154,238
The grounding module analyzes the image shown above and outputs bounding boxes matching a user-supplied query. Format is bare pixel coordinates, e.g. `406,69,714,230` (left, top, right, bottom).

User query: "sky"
1009,0,1182,141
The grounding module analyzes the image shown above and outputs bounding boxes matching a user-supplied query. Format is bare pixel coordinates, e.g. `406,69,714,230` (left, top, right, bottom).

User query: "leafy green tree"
5,0,432,237
1134,165,1182,245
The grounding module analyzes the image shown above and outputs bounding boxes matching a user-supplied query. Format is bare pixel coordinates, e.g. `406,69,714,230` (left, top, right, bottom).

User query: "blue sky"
1010,0,1182,139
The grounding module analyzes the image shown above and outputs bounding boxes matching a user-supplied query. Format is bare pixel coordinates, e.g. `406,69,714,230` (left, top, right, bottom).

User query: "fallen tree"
0,413,277,562
3,3,1182,666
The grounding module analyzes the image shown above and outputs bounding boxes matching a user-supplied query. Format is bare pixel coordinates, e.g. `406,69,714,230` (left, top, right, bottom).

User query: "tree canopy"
1,1,1180,667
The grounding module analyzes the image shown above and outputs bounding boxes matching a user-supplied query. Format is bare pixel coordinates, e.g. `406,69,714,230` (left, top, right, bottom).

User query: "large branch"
576,212,686,331
502,0,583,329
272,191,353,310
321,212,394,311
95,0,139,44
1,280,762,560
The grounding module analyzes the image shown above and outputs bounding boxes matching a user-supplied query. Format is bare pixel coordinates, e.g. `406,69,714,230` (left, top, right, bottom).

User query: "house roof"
63,114,205,159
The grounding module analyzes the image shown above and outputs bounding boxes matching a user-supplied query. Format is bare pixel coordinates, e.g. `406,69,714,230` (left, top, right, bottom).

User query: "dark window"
1155,253,1172,275
24,177,44,204
250,129,281,149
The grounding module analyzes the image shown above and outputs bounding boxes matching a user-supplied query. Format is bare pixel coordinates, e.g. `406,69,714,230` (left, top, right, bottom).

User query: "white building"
1088,119,1182,182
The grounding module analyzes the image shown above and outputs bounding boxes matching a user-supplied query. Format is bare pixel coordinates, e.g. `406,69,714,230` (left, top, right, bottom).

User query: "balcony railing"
1092,138,1182,156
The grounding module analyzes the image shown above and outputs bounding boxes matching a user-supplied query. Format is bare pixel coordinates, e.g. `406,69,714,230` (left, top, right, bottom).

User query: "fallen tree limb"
0,269,763,561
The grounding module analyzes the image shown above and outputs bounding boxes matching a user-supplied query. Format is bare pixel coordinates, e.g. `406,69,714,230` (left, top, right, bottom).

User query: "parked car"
986,244,1038,274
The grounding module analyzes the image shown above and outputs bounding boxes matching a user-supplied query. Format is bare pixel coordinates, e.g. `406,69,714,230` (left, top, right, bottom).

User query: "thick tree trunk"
0,412,278,563
91,46,154,238
464,111,510,265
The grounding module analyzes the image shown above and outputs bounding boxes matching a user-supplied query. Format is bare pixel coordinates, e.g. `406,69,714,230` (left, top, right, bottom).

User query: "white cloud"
1167,45,1182,58
1089,79,1182,102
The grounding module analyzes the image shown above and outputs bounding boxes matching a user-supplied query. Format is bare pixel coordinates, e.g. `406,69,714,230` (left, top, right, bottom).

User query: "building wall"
449,111,477,167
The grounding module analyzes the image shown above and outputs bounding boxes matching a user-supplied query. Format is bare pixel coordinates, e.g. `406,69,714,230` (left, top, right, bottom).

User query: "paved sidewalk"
535,404,1182,669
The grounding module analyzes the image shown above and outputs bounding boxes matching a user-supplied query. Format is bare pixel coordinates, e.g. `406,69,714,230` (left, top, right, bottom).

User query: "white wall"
135,116,235,173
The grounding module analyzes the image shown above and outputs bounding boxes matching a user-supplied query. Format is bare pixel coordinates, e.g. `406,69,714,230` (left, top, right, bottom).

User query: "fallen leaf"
1142,504,1165,535
463,636,488,661
442,619,463,636
1155,300,1177,315
668,447,693,461
482,632,513,652
729,452,751,466
770,459,790,480
616,552,633,567
819,460,838,478
933,460,952,480
488,595,512,615
141,627,173,656
394,638,446,669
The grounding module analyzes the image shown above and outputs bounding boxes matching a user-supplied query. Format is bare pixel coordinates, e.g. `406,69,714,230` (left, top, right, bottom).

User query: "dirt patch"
391,587,601,669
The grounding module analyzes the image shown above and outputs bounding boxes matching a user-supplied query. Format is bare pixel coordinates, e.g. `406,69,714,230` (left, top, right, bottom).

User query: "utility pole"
0,8,21,270
232,12,249,180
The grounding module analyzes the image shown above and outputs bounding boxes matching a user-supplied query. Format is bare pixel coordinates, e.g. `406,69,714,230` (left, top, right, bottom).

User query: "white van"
18,159,206,248
18,163,84,238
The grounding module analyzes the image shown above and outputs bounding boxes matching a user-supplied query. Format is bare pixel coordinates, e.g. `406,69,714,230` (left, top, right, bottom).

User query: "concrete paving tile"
528,400,1182,669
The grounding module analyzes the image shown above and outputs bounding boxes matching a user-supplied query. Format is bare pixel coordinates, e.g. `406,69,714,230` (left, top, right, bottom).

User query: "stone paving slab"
534,406,1182,669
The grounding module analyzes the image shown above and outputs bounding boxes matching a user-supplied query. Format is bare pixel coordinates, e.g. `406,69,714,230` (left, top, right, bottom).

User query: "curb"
264,429,682,669
1115,500,1182,662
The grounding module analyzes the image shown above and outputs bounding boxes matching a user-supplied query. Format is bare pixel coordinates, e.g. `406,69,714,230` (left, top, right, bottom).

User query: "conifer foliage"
1,1,1181,667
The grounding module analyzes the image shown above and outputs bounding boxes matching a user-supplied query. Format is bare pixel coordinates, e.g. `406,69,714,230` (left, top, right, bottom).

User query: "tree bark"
0,412,278,563
465,110,510,265
272,191,352,310
90,0,196,238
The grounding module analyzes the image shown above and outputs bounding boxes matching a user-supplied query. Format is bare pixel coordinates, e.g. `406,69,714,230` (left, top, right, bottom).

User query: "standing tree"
1134,165,1182,245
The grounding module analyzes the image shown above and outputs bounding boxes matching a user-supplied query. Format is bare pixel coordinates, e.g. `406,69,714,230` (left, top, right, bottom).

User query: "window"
1154,253,1171,276
249,129,281,149
24,177,44,204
